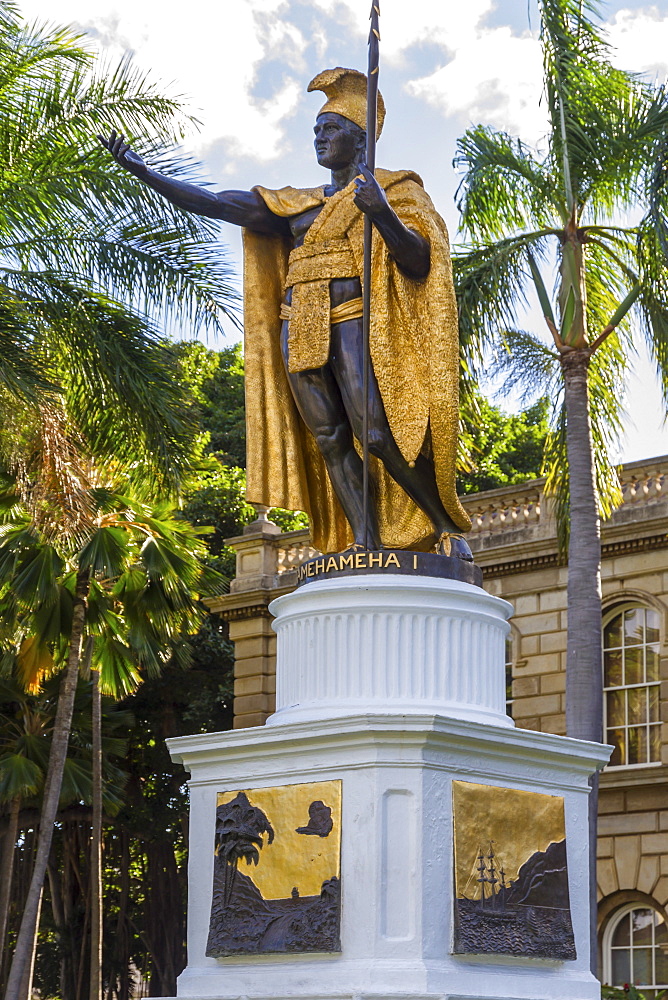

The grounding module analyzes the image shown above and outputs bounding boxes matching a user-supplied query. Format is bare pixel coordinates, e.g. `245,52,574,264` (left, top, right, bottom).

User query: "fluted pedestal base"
268,575,513,727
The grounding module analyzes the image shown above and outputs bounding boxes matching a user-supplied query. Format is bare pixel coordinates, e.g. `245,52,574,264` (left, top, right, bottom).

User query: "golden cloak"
243,168,470,554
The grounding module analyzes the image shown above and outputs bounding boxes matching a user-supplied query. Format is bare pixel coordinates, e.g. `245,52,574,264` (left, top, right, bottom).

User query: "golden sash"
279,296,363,326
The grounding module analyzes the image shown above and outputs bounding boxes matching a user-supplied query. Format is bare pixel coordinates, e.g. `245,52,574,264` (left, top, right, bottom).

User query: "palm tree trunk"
46,860,66,998
19,892,41,1000
0,796,21,978
89,660,102,1000
561,348,603,976
4,566,90,1000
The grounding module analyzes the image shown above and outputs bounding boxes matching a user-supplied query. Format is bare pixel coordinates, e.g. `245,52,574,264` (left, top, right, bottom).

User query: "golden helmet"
308,67,385,139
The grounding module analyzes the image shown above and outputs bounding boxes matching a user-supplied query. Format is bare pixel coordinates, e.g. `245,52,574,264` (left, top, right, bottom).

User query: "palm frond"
583,238,636,347
578,84,668,219
0,291,56,399
646,134,668,259
455,126,562,238
0,751,42,800
0,14,88,102
0,36,240,333
540,0,612,206
488,329,562,405
635,218,668,407
27,290,198,495
454,232,555,376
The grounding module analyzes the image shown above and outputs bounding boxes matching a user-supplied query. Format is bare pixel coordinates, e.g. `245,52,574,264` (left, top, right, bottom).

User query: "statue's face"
313,112,364,170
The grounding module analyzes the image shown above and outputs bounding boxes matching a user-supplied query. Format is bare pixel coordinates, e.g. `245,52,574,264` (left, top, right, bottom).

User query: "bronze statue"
100,67,472,558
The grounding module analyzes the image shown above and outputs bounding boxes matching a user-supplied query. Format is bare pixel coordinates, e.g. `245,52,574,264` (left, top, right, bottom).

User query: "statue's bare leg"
329,318,473,561
280,322,381,549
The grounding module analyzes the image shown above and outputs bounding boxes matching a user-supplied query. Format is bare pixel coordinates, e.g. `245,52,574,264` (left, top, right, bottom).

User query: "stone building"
208,455,668,996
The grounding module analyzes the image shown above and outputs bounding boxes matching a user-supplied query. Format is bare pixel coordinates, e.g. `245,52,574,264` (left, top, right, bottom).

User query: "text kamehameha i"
296,549,422,584
296,548,484,588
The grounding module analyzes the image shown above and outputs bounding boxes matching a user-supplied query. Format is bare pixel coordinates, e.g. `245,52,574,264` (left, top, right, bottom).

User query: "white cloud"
402,4,668,151
408,28,544,144
18,0,305,165
309,0,496,62
608,6,668,81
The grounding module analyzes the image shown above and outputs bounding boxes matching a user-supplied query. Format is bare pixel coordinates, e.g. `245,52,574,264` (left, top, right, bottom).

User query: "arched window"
603,904,668,998
603,604,661,767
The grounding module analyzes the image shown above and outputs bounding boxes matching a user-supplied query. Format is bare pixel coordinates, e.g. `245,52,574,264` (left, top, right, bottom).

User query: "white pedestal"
268,576,513,728
167,574,610,1000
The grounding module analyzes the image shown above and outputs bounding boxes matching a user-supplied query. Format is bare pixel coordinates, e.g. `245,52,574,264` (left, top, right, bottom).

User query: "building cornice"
480,530,668,579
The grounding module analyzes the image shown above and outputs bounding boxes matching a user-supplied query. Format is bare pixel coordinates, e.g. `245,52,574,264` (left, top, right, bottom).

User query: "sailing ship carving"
469,842,513,912
454,837,576,959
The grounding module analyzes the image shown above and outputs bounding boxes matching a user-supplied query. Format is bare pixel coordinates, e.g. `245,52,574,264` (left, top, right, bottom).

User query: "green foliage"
0,2,240,496
453,0,668,531
176,341,309,582
182,466,254,553
174,341,246,467
181,464,254,580
0,674,130,814
88,644,234,995
0,482,223,696
0,5,246,995
602,986,668,1000
458,395,550,494
0,5,239,331
268,507,310,532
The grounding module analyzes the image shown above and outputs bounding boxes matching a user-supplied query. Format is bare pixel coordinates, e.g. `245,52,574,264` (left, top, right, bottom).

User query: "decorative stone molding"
461,456,668,546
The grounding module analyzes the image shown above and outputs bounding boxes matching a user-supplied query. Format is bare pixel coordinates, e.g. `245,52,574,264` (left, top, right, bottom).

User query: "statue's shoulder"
377,169,434,209
252,184,326,217
376,168,424,190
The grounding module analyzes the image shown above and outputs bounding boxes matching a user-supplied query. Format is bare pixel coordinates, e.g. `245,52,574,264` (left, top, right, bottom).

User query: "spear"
362,0,380,549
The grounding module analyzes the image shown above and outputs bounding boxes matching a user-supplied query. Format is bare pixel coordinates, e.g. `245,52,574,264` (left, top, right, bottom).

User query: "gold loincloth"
279,297,364,326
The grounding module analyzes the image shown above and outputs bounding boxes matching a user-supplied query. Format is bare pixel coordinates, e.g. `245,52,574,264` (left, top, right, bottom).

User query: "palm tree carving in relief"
214,792,275,906
207,781,342,956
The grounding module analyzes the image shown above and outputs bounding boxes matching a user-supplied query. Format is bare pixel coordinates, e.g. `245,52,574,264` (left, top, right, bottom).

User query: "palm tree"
0,7,236,989
0,673,129,992
84,494,222,1000
0,1,239,494
214,793,275,907
88,649,102,1000
0,481,221,1000
453,0,668,970
0,681,45,979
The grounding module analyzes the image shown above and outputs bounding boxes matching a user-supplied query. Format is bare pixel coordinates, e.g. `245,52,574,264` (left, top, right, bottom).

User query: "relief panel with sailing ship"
452,780,576,960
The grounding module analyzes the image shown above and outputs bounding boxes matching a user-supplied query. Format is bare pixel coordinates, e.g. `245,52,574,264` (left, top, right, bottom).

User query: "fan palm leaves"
0,2,240,496
0,478,223,1000
454,0,668,969
0,674,129,980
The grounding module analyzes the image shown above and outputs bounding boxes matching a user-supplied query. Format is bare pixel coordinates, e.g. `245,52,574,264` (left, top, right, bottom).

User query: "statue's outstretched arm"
353,164,430,280
98,131,289,236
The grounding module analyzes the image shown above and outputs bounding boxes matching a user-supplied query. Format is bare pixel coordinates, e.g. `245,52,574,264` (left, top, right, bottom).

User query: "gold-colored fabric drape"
243,170,470,554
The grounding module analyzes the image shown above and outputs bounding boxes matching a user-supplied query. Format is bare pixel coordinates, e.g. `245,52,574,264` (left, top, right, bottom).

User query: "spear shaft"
362,0,380,548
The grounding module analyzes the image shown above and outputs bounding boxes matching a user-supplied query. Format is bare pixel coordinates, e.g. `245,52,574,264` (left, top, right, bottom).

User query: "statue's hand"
353,163,389,219
98,130,147,178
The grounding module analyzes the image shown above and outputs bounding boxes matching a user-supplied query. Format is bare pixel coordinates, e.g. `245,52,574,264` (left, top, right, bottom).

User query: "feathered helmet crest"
307,67,385,139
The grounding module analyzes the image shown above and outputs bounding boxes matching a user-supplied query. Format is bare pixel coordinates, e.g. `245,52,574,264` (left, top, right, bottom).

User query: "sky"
17,0,668,463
